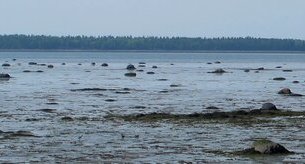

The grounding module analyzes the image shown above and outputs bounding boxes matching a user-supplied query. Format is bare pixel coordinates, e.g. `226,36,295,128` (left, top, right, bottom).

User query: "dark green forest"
0,34,305,51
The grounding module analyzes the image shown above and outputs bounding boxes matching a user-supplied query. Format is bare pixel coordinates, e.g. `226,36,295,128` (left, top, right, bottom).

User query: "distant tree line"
0,34,305,51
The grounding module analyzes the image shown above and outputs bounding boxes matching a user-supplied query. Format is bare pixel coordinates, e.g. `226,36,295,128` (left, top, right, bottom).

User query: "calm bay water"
1,52,305,163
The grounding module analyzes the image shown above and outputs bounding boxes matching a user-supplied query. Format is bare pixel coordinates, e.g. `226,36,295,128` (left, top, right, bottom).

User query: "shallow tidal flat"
1,52,305,163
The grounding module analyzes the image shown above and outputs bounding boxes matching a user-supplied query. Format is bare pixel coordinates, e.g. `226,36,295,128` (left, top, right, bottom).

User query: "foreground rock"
236,139,293,155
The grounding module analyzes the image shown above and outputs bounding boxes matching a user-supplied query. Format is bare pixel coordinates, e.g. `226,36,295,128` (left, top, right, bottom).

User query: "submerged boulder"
261,103,277,110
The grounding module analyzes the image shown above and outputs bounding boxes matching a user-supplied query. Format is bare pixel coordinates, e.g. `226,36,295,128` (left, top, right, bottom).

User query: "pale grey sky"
0,0,305,39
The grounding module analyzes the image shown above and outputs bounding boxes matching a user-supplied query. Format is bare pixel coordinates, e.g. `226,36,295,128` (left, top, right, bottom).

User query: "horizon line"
0,34,304,41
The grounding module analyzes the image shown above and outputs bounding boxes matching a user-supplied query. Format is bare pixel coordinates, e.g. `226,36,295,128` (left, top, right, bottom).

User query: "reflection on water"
0,52,305,162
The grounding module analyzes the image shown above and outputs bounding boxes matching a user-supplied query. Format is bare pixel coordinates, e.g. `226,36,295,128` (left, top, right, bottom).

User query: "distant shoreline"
1,49,305,54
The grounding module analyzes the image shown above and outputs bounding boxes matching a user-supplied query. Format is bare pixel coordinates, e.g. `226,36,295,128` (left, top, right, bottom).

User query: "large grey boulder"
237,139,293,155
261,103,277,110
252,139,292,154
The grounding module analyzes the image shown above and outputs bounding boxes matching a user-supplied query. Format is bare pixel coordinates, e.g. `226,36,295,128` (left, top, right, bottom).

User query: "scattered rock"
293,81,299,84
47,65,54,68
139,62,146,64
244,69,250,72
61,116,74,121
91,62,96,66
208,68,227,74
138,64,146,67
275,66,282,68
125,72,137,77
252,139,292,154
278,88,292,94
147,72,155,74
71,88,107,92
126,64,136,70
157,79,168,81
133,106,146,109
261,103,277,111
273,77,286,81
23,70,31,73
207,62,212,65
2,63,10,67
214,61,221,64
152,66,158,69
12,58,17,61
28,62,37,65
37,108,57,113
136,69,144,72
115,91,130,94
101,63,108,67
62,63,66,65
38,64,46,66
236,139,293,155
206,106,219,110
36,70,44,73
10,131,36,137
170,84,180,87
0,73,11,79
46,102,59,105
105,99,116,102
78,63,82,65
283,69,293,72
257,67,264,70
254,71,259,73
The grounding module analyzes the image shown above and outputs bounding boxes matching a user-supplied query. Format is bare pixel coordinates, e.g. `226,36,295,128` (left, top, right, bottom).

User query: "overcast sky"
0,0,304,39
